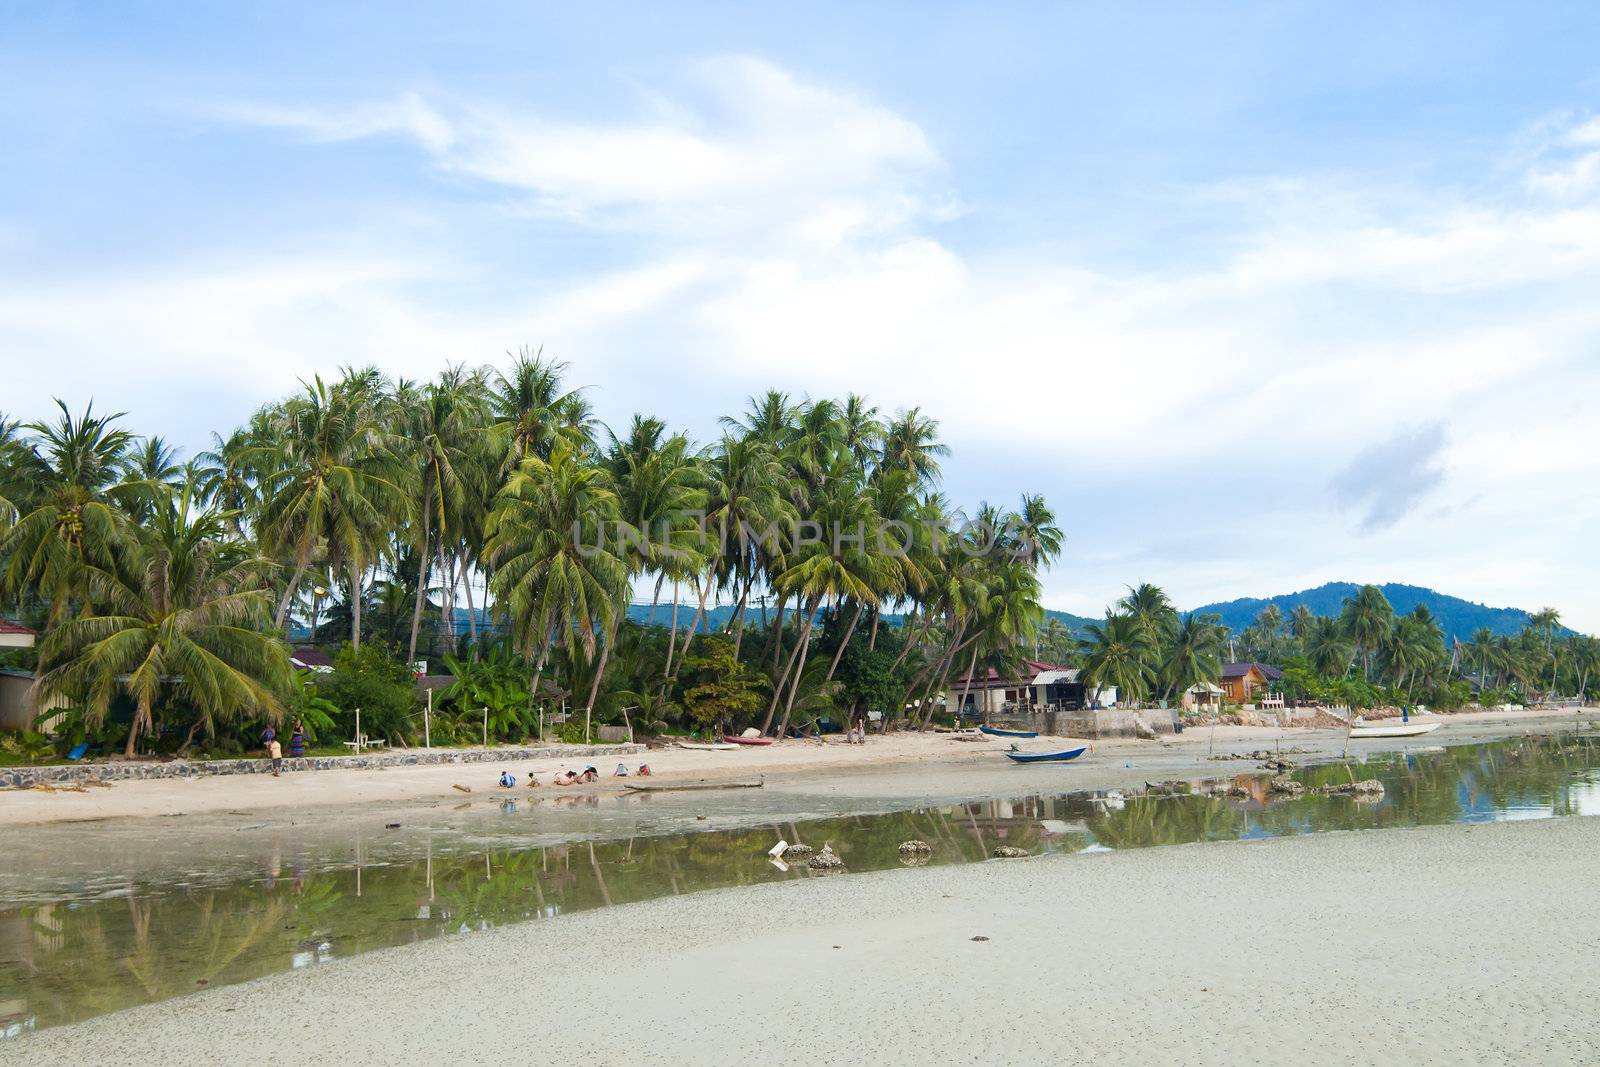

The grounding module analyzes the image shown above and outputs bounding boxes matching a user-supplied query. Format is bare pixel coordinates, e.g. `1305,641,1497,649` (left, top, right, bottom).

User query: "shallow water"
3,732,1599,1037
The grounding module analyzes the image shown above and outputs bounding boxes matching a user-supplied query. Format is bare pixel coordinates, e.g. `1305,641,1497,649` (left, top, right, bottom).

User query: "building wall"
0,674,35,731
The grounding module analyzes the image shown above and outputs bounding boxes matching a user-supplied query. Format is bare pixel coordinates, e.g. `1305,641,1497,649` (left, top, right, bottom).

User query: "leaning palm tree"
35,488,292,756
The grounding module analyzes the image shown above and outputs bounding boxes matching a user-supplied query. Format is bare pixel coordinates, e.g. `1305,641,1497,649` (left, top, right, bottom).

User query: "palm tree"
484,442,627,730
490,347,590,468
1307,616,1353,677
1339,584,1394,681
35,488,291,756
1080,611,1156,705
0,401,135,623
878,407,948,487
1162,613,1224,701
253,373,407,647
400,369,483,665
1288,604,1316,652
1011,494,1063,570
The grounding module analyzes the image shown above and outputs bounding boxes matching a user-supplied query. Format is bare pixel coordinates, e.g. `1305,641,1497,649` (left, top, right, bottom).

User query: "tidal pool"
3,732,1598,1037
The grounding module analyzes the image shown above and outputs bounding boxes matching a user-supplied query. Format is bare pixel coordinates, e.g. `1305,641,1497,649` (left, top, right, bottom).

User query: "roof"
953,660,1073,689
0,619,36,636
1220,661,1283,681
289,648,334,669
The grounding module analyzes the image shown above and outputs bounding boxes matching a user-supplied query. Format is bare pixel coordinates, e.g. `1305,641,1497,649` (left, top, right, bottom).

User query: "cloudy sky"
4,3,1599,628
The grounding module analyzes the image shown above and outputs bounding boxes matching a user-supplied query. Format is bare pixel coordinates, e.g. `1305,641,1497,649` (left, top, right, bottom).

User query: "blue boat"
979,725,1038,738
1005,747,1087,764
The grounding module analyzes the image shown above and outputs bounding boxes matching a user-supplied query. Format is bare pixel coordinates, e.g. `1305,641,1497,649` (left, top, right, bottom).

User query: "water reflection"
3,733,1597,1036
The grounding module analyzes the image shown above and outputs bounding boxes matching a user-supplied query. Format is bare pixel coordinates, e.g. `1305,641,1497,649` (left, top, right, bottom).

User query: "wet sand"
7,813,1596,1065
3,707,1594,828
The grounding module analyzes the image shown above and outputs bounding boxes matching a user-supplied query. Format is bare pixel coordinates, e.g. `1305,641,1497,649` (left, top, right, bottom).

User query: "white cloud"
214,57,947,248
15,62,1600,629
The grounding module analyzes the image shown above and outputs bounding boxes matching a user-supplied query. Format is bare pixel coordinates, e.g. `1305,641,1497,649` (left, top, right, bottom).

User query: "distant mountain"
1190,582,1559,641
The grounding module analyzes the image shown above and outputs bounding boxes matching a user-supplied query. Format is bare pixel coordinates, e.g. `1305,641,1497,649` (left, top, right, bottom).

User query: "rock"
784,843,815,858
1133,719,1159,740
1145,780,1192,795
970,935,990,942
991,845,1029,859
1268,776,1305,796
1224,784,1253,798
807,845,845,870
1312,779,1385,798
1259,758,1296,772
897,839,933,854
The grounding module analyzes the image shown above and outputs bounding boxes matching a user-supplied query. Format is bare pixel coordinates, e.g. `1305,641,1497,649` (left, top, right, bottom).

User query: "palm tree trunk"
824,601,865,682
436,538,455,658
124,693,153,758
765,594,788,673
891,610,937,670
647,572,665,626
760,594,816,735
663,579,681,681
461,558,480,655
275,558,311,631
529,627,555,736
730,575,752,660
407,509,432,666
867,605,881,651
774,606,823,738
954,644,981,721
350,560,364,651
582,621,613,744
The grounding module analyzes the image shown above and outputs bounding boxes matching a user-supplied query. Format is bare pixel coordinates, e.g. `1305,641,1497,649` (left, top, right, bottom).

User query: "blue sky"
5,3,1600,628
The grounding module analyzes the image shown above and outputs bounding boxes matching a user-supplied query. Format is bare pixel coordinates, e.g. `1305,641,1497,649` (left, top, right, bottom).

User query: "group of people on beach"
497,763,652,789
261,722,306,777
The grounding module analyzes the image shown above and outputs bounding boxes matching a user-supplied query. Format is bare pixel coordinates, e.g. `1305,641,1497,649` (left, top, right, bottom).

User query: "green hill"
1190,582,1558,641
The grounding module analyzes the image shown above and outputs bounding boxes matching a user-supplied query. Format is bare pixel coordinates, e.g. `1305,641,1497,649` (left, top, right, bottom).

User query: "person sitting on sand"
614,763,629,776
497,771,517,788
552,770,579,786
527,772,541,787
579,766,599,783
637,763,652,776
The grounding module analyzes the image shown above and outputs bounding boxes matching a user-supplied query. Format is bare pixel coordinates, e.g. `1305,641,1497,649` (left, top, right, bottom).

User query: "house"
1219,661,1282,704
0,621,38,731
946,660,1116,718
1182,681,1224,711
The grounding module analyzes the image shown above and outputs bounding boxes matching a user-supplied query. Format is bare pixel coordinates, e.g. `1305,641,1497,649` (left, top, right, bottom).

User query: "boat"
722,735,775,746
624,777,764,792
1348,721,1442,739
675,741,739,751
979,725,1038,738
1005,747,1087,764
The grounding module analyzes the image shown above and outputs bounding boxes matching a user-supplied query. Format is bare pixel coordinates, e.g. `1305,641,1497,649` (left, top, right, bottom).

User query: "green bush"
314,641,419,744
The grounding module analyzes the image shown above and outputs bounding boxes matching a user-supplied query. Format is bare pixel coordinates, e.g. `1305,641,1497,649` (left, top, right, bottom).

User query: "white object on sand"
1349,721,1442,739
769,840,789,859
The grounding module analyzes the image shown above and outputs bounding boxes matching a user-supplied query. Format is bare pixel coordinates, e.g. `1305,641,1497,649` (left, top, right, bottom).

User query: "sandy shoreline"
3,706,1594,828
8,813,1597,1064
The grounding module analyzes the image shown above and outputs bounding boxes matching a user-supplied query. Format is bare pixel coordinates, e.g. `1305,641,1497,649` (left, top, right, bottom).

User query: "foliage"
680,635,767,729
314,641,418,743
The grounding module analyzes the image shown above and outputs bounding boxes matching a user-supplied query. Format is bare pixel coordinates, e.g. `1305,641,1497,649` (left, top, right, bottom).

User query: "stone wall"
0,742,645,790
1052,707,1180,739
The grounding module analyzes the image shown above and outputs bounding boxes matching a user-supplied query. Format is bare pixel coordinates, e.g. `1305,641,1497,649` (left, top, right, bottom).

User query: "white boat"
1348,721,1442,739
675,741,739,751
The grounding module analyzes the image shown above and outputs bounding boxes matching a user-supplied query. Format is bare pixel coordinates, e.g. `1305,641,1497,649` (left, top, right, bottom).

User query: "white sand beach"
2,707,1592,828
6,813,1596,1065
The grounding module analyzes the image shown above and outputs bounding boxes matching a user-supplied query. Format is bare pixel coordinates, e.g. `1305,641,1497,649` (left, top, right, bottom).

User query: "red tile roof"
0,619,36,636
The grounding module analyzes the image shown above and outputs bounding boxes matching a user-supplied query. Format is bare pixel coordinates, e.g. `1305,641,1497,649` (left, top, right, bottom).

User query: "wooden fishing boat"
979,725,1039,738
675,741,739,751
722,735,775,746
1349,721,1442,739
624,777,764,792
1004,747,1087,764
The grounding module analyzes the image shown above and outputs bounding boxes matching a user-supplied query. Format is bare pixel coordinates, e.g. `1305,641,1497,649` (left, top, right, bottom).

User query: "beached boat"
979,725,1038,738
624,777,764,792
722,735,775,746
1004,747,1087,764
675,741,739,751
1349,721,1442,739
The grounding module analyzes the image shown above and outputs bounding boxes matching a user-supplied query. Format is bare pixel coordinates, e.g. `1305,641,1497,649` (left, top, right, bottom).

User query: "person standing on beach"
268,735,283,777
288,720,305,759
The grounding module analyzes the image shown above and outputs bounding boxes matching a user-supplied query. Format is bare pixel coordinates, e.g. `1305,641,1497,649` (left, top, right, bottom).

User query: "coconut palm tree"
878,407,949,488
252,373,407,647
1162,612,1224,701
484,441,627,727
1080,610,1156,705
0,401,135,623
1339,584,1394,681
35,486,291,756
1288,604,1316,652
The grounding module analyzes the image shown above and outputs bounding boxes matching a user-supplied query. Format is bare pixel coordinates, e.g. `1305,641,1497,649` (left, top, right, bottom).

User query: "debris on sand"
807,845,845,871
452,784,472,793
991,845,1029,859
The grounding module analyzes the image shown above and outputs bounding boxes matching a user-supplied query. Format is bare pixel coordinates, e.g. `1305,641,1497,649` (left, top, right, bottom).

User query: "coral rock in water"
808,846,845,870
784,843,815,858
897,839,933,854
991,846,1029,859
